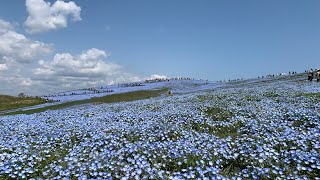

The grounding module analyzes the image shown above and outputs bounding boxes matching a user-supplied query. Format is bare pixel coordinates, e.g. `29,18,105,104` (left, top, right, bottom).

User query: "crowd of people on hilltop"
145,77,194,83
222,68,320,83
145,78,169,83
307,68,320,82
171,77,194,80
260,71,297,79
117,82,144,87
219,70,299,83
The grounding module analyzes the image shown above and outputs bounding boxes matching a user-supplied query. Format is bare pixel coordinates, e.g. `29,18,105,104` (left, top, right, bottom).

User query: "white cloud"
0,19,14,34
32,48,143,91
0,18,166,96
34,48,119,77
0,75,34,96
0,15,170,96
0,19,53,66
0,31,53,63
148,74,168,80
0,75,33,88
25,0,81,33
0,64,8,71
20,77,33,86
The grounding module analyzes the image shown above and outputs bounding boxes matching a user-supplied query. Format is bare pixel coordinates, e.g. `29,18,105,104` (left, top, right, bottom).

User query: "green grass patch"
301,92,320,98
245,96,261,102
196,94,217,102
219,157,249,177
159,154,202,172
190,107,242,139
3,88,169,115
214,121,243,139
263,91,280,98
191,120,242,139
0,95,47,111
205,107,233,121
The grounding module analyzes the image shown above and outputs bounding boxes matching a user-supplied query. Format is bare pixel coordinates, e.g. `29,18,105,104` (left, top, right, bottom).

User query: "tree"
18,93,25,98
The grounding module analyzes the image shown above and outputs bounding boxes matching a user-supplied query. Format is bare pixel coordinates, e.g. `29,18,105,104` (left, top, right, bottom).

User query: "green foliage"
292,119,305,127
18,93,26,98
214,121,243,139
191,120,242,139
189,107,242,139
197,95,209,102
0,95,47,111
159,154,201,172
302,92,320,99
245,96,261,102
3,88,169,115
219,157,249,177
205,107,233,121
263,91,280,98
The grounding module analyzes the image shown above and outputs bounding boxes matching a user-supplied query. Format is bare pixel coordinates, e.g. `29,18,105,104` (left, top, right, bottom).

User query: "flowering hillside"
0,75,319,179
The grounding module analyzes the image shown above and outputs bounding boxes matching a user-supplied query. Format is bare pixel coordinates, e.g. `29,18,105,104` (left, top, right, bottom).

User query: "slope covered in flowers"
0,80,222,115
0,76,319,179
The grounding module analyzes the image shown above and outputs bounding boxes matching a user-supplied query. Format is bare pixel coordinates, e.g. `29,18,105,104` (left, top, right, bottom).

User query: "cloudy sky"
1,0,320,96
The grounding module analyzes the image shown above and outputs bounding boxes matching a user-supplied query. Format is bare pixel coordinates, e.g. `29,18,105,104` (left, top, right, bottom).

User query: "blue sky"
0,0,320,95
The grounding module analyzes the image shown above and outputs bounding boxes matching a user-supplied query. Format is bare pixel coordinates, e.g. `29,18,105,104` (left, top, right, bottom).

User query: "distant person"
308,70,313,81
316,69,320,82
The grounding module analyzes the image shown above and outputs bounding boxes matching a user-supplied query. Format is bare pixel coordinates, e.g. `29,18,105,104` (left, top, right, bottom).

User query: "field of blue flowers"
0,76,319,179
